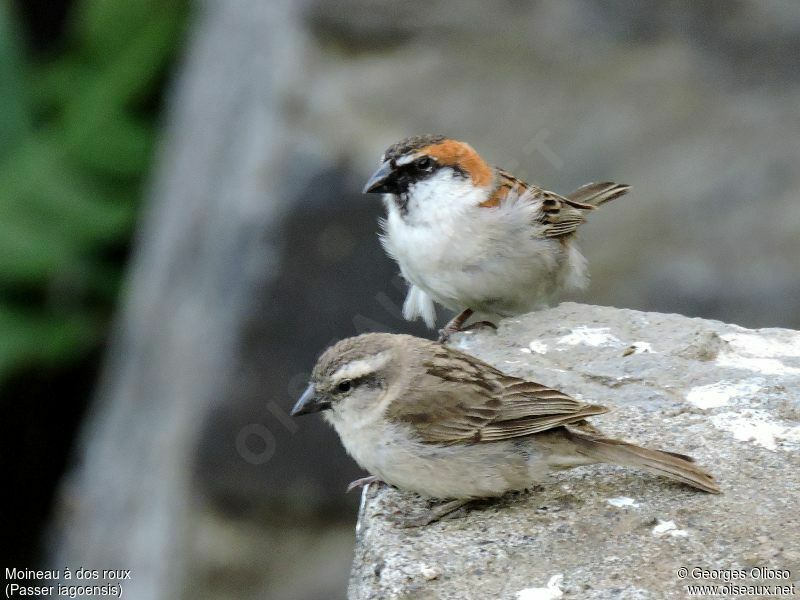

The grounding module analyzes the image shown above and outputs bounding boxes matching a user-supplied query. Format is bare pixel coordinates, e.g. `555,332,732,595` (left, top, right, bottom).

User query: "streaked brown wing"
541,181,631,236
538,188,588,237
387,345,608,444
482,169,591,238
566,181,631,207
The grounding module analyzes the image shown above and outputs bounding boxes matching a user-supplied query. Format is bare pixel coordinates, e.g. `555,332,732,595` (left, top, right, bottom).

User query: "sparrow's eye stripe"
333,372,385,395
394,154,418,167
330,352,391,386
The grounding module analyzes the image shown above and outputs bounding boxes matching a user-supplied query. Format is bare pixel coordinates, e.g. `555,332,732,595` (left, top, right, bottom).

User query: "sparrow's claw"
437,308,475,343
438,318,497,343
389,499,471,528
346,475,381,493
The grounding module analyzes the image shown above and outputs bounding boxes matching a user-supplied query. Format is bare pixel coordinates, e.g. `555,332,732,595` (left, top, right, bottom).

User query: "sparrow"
291,333,719,527
363,135,630,340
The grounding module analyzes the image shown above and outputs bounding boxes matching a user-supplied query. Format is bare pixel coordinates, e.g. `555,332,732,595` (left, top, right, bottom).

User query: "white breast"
381,175,583,318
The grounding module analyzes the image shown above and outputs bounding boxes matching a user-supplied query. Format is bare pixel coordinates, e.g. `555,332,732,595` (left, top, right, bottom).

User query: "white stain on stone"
714,330,800,376
652,520,689,537
710,409,800,451
716,353,800,376
721,332,800,358
420,565,441,580
520,347,532,354
453,337,475,353
686,378,763,409
557,327,622,348
516,574,564,600
355,483,371,534
607,496,640,508
628,341,654,354
529,340,549,354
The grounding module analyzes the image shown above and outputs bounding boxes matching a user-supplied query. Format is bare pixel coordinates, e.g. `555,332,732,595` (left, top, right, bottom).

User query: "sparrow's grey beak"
362,160,398,194
290,384,331,416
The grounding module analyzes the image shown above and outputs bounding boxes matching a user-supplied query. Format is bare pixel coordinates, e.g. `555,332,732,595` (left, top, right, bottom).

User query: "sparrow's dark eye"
416,156,433,171
337,380,352,393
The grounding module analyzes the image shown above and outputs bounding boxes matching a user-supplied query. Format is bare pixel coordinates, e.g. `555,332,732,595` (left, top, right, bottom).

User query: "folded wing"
388,345,608,444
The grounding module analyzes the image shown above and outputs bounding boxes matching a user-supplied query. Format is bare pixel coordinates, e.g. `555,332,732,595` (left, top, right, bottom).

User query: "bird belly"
342,422,542,499
383,204,583,316
382,442,535,499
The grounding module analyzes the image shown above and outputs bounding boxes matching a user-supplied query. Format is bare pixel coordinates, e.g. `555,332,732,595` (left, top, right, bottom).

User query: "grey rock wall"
350,303,800,599
300,0,800,330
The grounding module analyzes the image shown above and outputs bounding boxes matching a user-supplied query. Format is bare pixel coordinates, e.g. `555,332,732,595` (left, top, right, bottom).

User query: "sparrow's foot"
437,308,474,343
389,499,471,528
346,475,381,493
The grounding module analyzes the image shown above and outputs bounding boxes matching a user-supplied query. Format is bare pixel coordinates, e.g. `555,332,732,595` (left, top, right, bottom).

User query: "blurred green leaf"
63,1,188,174
0,1,31,160
0,0,189,385
78,0,171,59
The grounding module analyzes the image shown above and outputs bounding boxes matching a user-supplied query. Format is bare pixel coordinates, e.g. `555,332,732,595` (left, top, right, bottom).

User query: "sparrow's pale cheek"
290,384,331,416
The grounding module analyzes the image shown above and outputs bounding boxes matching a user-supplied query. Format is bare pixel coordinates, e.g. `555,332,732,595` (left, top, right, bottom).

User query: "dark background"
2,0,189,567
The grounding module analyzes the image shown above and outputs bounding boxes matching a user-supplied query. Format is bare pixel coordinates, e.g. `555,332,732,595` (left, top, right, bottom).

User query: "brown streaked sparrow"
363,135,630,340
291,333,719,527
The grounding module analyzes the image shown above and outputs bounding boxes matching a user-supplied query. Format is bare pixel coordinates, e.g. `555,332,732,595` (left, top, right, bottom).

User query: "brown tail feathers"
566,181,631,209
567,429,720,494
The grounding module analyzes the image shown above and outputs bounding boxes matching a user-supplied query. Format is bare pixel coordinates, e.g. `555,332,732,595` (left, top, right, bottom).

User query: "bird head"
290,333,404,424
363,135,494,210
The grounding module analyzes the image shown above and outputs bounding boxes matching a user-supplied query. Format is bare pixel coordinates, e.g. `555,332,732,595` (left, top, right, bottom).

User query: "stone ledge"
348,303,800,599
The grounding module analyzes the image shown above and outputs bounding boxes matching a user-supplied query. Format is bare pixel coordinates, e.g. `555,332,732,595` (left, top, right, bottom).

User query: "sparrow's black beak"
290,384,331,416
362,160,399,194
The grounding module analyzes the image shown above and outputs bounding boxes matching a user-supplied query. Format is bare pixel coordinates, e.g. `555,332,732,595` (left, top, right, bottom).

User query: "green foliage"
0,0,189,382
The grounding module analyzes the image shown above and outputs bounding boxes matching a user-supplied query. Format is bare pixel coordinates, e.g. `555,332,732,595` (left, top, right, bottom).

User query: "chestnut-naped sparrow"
363,135,630,340
291,333,719,527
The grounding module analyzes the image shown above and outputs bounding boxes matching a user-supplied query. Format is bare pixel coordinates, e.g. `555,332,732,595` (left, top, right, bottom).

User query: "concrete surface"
349,303,800,599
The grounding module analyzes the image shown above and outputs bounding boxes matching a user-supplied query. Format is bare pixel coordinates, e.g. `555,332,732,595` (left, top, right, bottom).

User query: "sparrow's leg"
437,309,474,343
346,475,382,493
390,499,471,528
